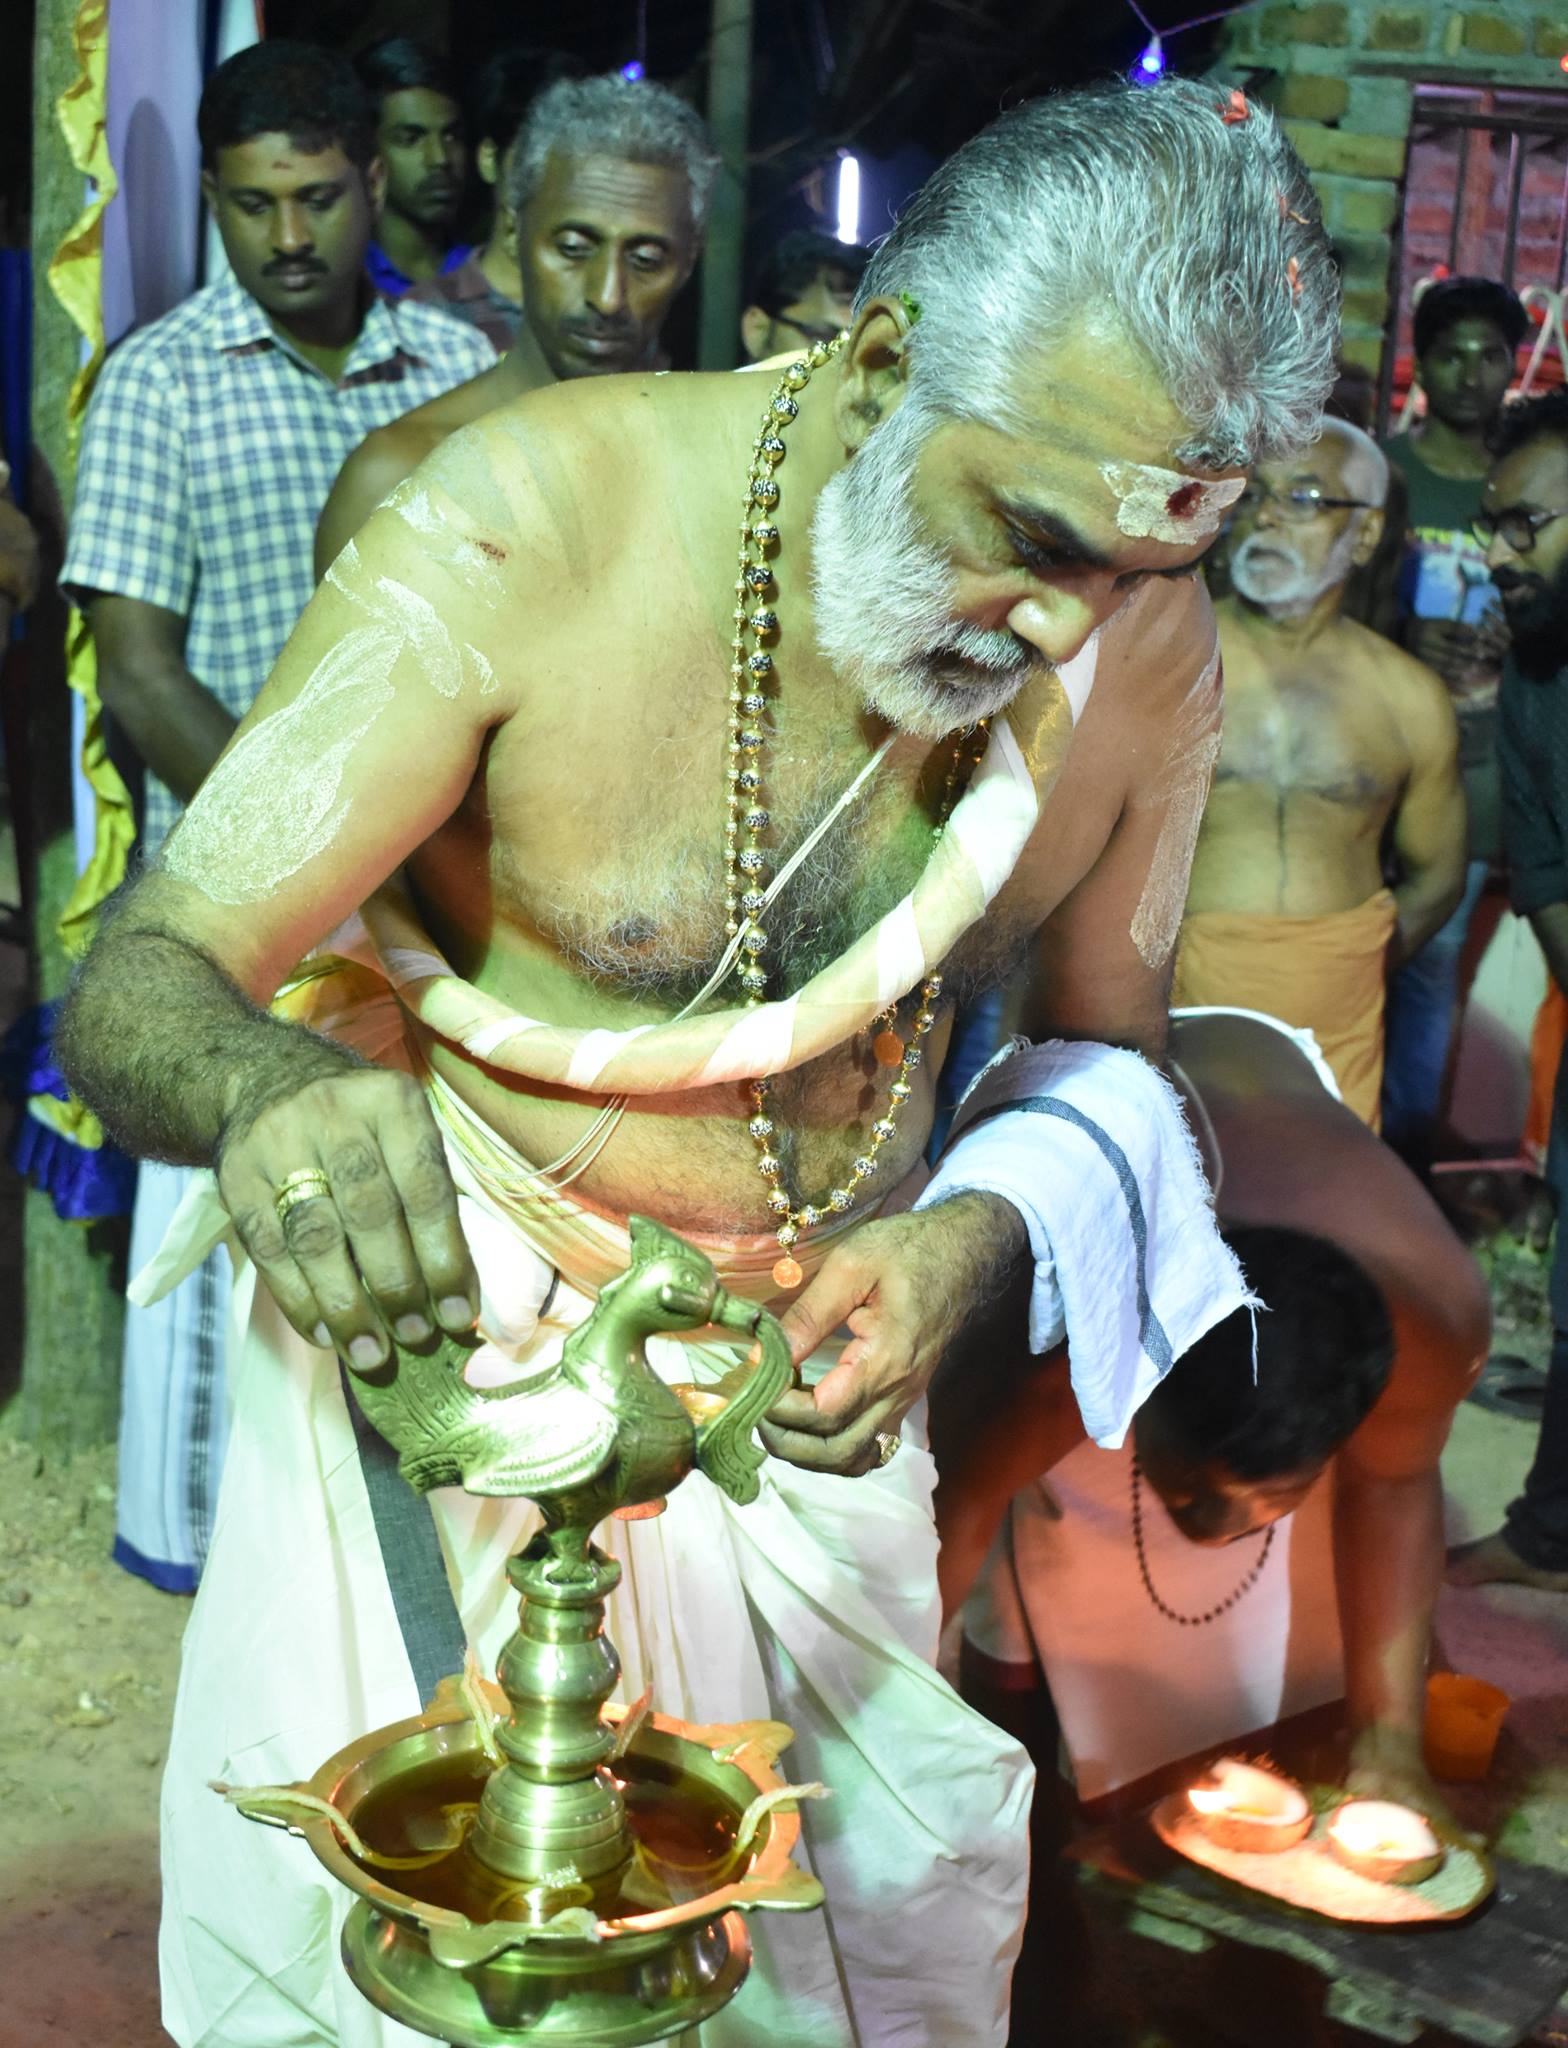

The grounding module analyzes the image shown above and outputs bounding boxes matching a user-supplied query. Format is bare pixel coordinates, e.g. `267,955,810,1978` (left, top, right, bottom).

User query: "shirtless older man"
316,73,714,571
1174,421,1466,1123
60,81,1336,2048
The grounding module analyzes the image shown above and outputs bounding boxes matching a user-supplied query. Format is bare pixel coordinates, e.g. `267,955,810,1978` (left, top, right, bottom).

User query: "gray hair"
505,74,720,244
1318,417,1390,510
858,77,1340,470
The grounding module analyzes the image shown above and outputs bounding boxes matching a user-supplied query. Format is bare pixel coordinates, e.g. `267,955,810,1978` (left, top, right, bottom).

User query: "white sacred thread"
1100,461,1245,544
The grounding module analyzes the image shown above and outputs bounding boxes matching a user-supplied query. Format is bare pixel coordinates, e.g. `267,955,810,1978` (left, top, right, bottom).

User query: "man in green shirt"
1381,276,1527,1162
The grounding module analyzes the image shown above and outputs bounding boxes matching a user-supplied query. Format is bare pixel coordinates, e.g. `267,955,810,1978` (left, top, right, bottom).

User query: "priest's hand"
761,1192,1027,1476
216,1066,480,1369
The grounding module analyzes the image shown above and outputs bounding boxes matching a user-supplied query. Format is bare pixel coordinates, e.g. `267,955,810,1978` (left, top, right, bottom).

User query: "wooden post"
696,0,753,371
11,0,128,1459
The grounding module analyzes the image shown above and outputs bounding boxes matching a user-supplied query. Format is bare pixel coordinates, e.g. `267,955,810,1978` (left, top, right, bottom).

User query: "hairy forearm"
99,659,237,803
1391,863,1465,966
58,924,359,1166
1334,1465,1444,1739
1530,902,1568,997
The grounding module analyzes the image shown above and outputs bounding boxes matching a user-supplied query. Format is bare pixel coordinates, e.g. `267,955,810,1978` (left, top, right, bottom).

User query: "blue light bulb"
1137,36,1164,77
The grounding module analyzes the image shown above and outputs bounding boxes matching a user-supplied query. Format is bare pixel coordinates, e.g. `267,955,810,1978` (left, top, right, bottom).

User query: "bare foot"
1447,1530,1568,1591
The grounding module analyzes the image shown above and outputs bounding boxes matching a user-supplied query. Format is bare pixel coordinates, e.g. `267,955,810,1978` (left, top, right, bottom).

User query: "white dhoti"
115,1161,230,1592
150,1125,1033,2048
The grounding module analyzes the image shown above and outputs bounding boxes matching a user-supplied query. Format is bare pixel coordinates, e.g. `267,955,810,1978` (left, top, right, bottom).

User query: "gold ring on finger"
274,1168,333,1224
874,1431,901,1468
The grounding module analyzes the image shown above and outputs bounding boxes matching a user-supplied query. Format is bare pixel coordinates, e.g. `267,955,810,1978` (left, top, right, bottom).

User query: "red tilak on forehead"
1165,480,1204,520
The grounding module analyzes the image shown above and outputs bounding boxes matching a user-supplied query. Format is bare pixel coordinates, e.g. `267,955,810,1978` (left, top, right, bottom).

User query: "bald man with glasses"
1173,419,1466,1124
1452,388,1568,1592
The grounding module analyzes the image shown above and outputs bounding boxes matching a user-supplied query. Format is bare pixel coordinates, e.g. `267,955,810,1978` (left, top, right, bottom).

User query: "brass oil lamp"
229,1218,825,2045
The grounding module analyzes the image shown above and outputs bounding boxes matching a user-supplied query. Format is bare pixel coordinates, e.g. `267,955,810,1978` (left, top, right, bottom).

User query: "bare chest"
427,644,1041,1013
1215,661,1407,810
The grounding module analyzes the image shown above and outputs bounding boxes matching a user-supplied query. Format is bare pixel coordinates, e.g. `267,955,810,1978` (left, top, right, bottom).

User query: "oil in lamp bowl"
1325,1799,1445,1886
1185,1758,1312,1854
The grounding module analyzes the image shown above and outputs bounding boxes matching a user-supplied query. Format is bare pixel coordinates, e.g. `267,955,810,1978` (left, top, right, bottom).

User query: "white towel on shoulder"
915,1038,1258,1448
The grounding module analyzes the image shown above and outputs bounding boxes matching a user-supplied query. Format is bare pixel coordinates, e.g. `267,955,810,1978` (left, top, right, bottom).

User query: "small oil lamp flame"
1326,1799,1444,1886
1185,1758,1312,1853
1187,1782,1239,1818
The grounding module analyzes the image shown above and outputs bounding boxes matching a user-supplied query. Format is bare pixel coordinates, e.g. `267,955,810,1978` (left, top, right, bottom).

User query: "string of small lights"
1125,0,1269,80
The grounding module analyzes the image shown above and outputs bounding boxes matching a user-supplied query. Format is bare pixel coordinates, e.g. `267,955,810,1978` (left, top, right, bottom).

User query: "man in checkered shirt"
61,40,493,1598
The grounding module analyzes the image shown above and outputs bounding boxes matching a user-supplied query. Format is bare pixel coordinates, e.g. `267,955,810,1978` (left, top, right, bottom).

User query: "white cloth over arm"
914,1039,1257,1447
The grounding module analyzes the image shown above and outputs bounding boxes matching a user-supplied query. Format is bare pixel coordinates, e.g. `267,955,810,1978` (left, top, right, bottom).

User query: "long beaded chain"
723,335,980,1291
1130,1458,1275,1628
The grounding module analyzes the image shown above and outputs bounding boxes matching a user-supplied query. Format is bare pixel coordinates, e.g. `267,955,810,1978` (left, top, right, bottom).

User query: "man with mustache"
317,74,713,572
1450,387,1568,1594
61,82,1339,2045
356,38,472,299
1173,421,1466,1123
57,41,493,1599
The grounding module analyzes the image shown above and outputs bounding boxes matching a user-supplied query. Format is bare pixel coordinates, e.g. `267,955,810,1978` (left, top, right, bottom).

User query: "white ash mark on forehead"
1101,461,1245,543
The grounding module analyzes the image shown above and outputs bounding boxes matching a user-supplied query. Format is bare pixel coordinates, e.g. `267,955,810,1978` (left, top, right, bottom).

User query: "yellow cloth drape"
50,0,136,957
13,1,132,1190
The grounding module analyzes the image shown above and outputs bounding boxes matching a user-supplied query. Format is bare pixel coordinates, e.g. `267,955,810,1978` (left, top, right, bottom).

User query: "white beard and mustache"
1229,522,1362,617
809,395,1048,742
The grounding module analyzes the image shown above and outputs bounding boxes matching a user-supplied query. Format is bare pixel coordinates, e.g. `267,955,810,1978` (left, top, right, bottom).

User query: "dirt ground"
0,1433,187,2048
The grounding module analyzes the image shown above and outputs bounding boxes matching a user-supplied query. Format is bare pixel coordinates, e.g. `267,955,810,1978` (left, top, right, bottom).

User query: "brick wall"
1214,2,1568,379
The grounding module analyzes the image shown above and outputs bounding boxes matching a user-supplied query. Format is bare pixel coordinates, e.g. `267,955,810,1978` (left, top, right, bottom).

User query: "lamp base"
342,1898,750,2047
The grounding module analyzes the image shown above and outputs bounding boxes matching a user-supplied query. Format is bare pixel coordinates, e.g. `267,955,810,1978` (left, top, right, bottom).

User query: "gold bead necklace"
725,336,984,1290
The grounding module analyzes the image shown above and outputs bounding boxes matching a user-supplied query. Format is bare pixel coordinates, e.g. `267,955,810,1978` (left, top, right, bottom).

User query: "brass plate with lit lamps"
1152,1789,1494,1926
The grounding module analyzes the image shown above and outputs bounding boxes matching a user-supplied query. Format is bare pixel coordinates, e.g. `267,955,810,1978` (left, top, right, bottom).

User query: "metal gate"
1382,84,1568,429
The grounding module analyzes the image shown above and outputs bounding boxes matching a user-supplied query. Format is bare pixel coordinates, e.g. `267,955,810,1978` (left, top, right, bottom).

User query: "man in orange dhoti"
1174,421,1467,1125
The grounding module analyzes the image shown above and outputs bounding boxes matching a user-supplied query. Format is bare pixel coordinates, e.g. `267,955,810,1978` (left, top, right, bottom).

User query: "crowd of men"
5,26,1568,2047
50,39,867,1595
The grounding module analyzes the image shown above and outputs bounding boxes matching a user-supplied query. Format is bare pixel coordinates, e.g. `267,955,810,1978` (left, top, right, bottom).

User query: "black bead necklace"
1130,1457,1275,1628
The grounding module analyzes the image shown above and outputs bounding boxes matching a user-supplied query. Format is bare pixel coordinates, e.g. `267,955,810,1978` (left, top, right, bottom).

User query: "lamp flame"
1187,1782,1235,1816
1328,1801,1437,1859
1187,1758,1307,1823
